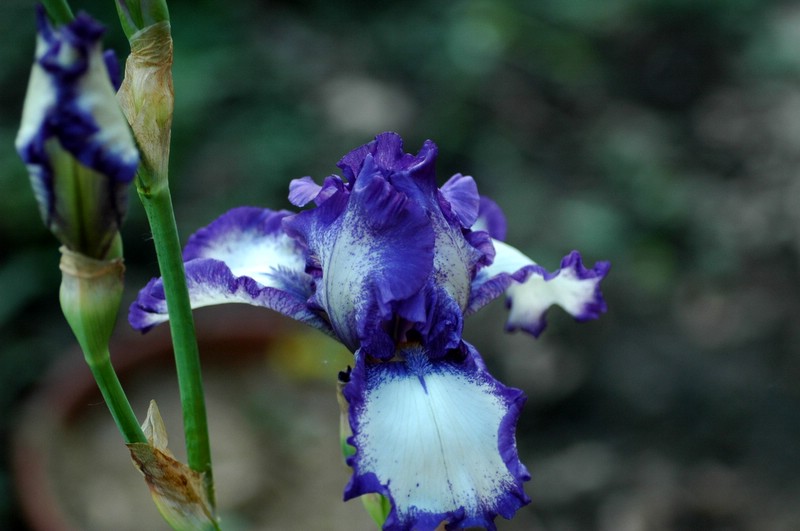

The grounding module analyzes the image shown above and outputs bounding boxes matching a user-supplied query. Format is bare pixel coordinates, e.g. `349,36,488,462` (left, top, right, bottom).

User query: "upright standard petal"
439,173,480,228
469,240,610,336
337,132,437,191
284,156,436,357
285,133,493,358
288,175,348,208
130,207,331,334
16,8,139,258
430,173,490,330
343,344,530,531
288,176,323,207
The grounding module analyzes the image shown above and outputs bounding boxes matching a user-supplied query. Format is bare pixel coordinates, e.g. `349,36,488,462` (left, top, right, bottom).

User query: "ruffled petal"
337,132,437,188
129,207,331,334
182,207,299,277
367,136,487,350
284,157,435,356
468,240,609,336
288,176,321,207
343,344,530,530
428,212,480,334
439,173,480,228
288,175,349,210
285,133,496,358
349,135,491,345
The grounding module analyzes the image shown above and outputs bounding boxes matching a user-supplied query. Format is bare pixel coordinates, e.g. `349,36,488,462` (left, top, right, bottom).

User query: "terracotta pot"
13,306,373,531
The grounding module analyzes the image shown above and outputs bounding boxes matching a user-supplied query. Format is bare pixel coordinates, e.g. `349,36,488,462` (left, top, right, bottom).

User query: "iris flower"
130,132,609,530
15,7,138,259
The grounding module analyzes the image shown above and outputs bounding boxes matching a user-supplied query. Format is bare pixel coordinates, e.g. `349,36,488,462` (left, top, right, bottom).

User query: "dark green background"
1,0,799,529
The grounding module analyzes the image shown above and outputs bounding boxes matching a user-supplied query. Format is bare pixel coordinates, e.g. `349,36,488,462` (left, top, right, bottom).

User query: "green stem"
138,183,216,510
41,0,74,25
114,0,171,40
86,351,147,444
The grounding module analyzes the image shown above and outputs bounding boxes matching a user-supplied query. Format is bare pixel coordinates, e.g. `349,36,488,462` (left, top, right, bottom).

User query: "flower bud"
15,7,139,260
116,20,174,191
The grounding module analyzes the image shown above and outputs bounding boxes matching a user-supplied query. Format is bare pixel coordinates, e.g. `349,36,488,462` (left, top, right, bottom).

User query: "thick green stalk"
41,0,74,25
87,352,147,443
137,183,216,509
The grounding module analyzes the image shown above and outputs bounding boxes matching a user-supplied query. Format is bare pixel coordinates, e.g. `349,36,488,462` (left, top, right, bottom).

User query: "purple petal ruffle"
439,173,480,228
284,154,436,357
284,133,494,359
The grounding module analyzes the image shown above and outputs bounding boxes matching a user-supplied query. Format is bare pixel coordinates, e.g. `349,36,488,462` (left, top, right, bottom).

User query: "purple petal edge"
341,344,530,530
128,257,333,336
182,206,295,261
512,252,609,337
468,250,610,337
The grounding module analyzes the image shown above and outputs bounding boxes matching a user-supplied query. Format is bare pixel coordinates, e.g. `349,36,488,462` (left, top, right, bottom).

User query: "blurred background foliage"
2,0,800,529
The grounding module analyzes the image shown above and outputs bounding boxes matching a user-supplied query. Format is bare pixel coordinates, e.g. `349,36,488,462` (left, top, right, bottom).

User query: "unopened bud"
16,8,139,259
117,21,174,190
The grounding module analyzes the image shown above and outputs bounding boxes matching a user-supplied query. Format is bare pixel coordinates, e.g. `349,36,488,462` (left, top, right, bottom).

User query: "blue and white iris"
130,132,609,530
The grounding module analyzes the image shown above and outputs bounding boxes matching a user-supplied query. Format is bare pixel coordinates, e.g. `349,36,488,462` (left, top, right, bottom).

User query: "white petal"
346,347,529,529
76,44,138,167
182,206,309,288
469,240,609,336
15,37,55,153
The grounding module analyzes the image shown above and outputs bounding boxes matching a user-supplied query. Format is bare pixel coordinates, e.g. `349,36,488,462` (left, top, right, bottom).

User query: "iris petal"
285,133,494,358
285,157,435,356
129,207,330,334
343,344,530,530
468,240,610,336
429,212,479,328
337,132,436,187
473,196,507,241
439,173,480,228
287,176,321,207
